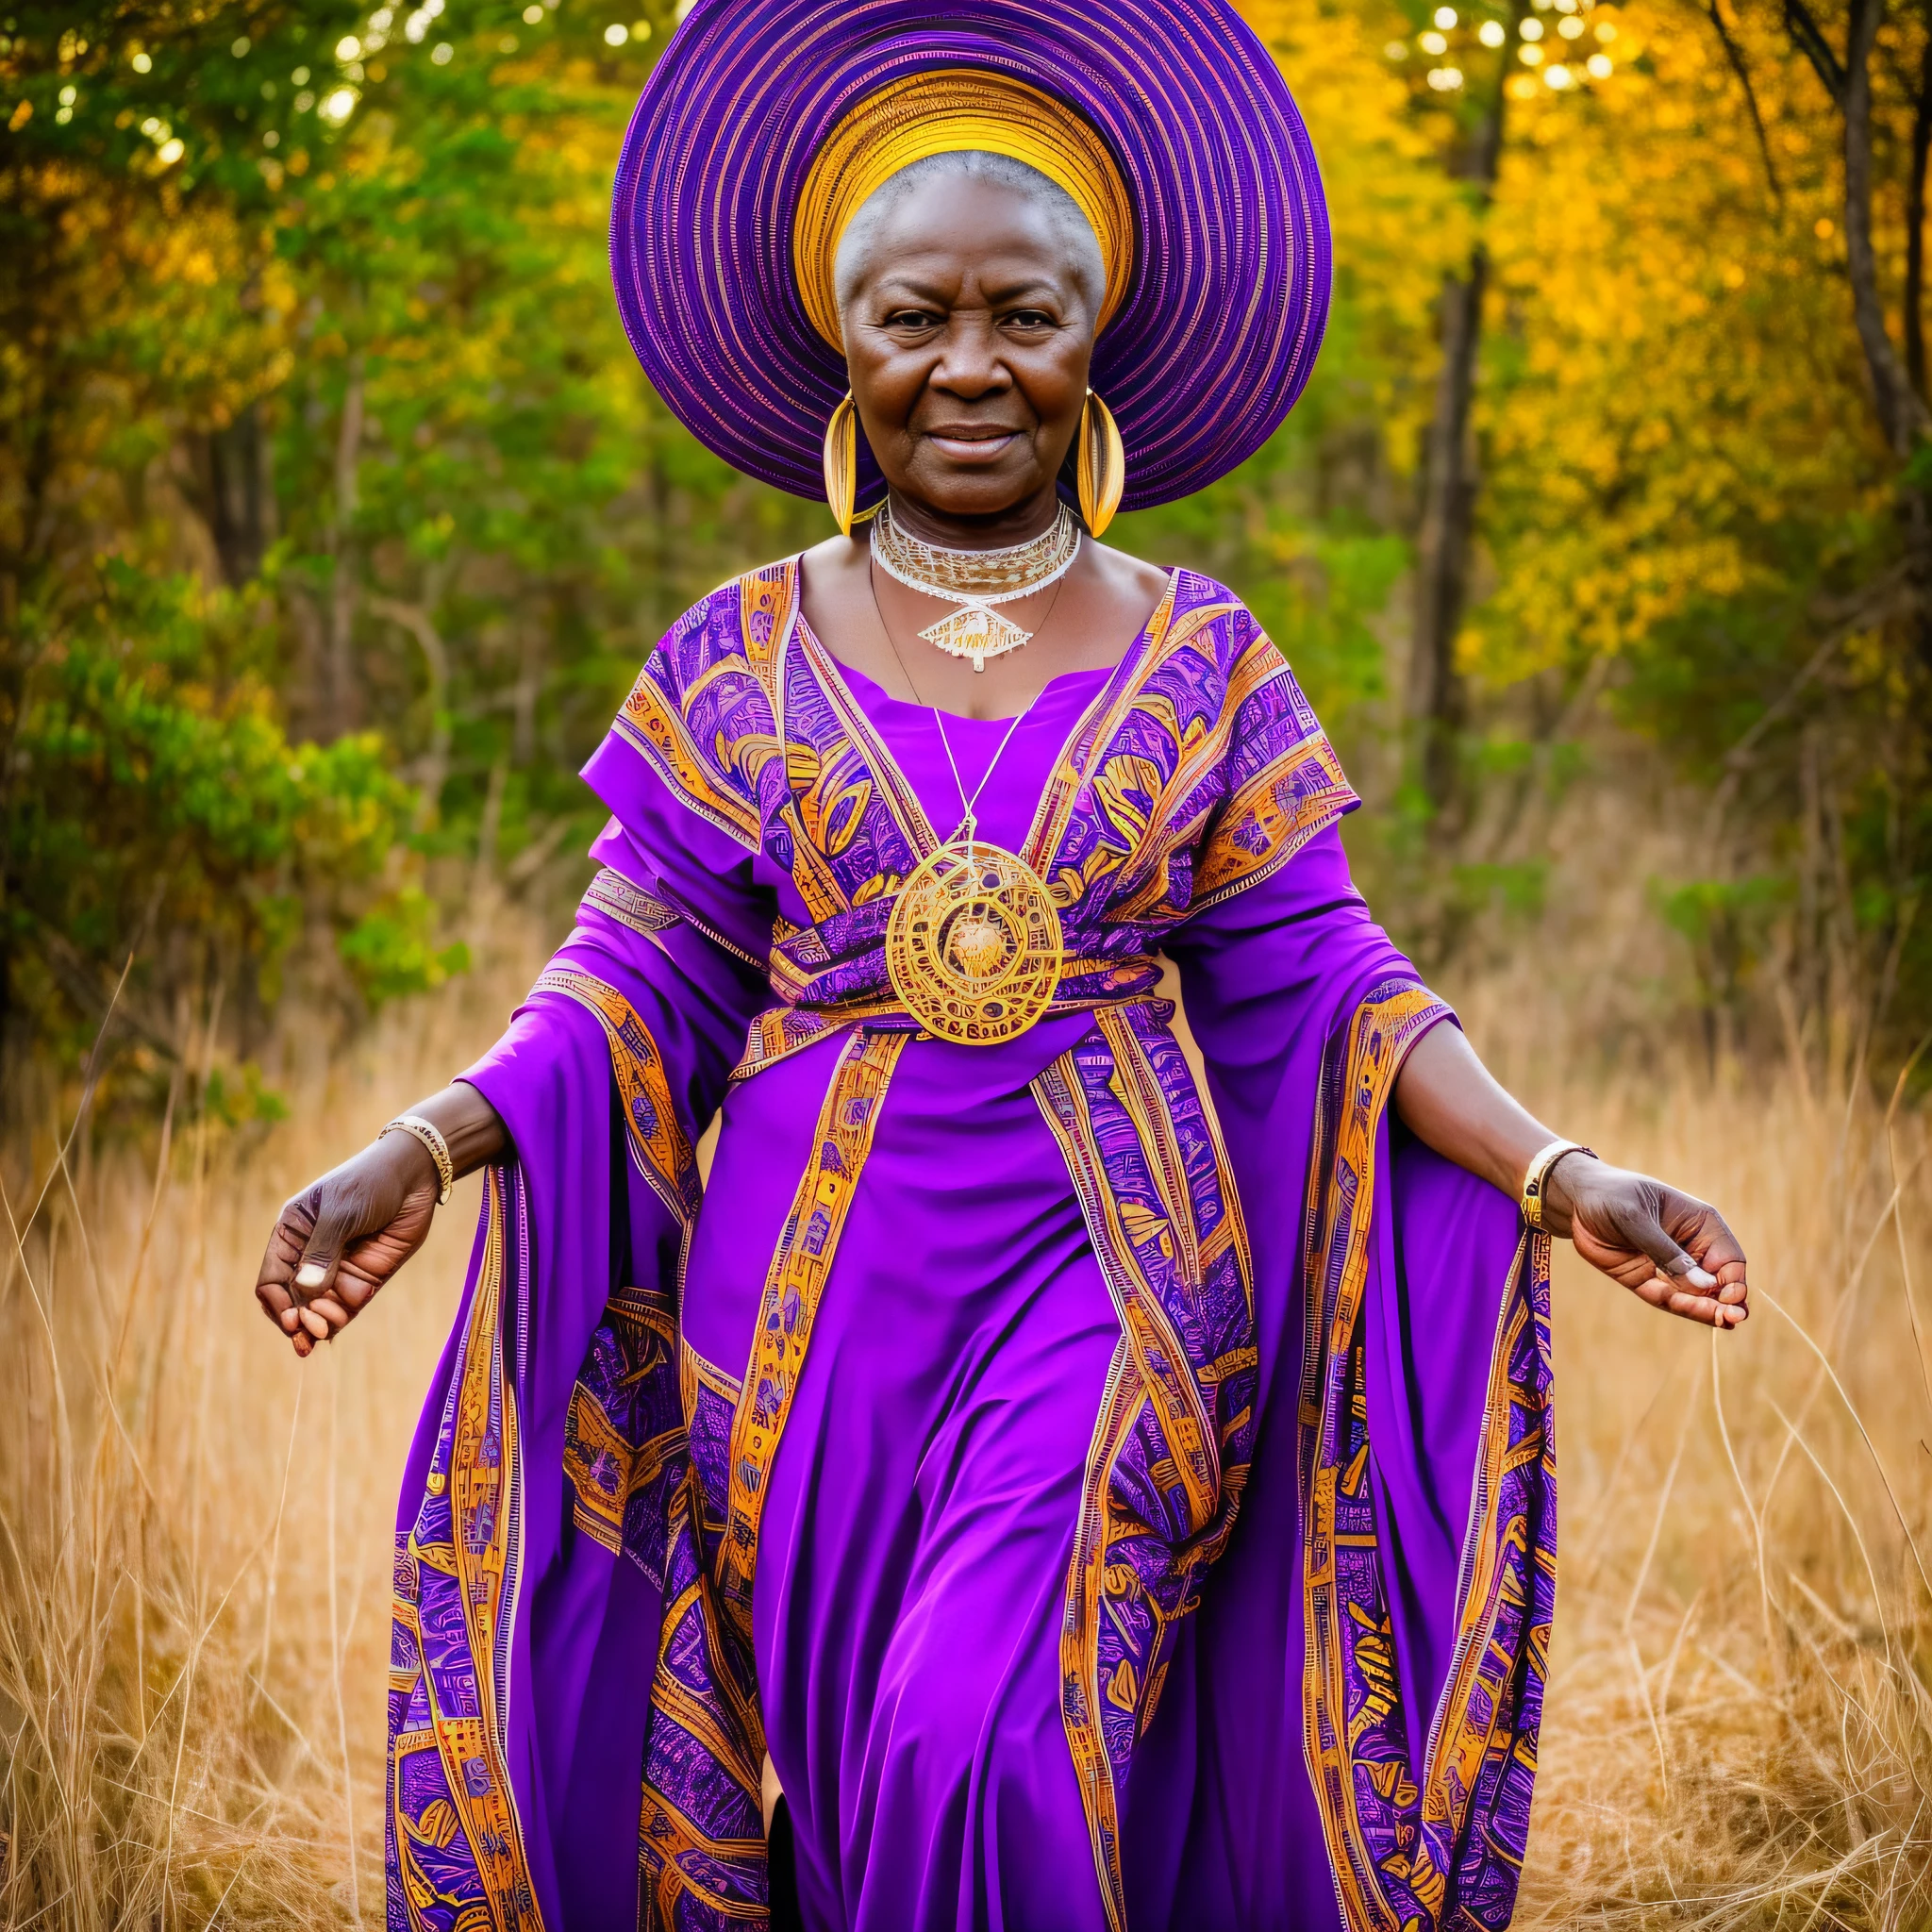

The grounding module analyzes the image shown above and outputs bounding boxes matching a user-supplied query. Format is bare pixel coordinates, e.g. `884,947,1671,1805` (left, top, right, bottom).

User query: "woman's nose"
928,315,1011,396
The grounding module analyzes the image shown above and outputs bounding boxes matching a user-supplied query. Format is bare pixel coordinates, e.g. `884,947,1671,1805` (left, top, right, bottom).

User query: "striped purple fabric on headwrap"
610,0,1332,513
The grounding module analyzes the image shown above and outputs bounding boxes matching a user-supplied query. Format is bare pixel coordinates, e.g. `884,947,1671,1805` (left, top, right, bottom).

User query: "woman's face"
840,172,1098,525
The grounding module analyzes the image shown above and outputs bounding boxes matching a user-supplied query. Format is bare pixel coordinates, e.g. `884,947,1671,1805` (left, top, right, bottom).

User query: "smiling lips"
925,427,1019,462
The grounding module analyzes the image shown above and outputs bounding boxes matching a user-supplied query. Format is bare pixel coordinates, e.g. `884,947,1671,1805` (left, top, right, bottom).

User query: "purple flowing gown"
382,565,1556,1932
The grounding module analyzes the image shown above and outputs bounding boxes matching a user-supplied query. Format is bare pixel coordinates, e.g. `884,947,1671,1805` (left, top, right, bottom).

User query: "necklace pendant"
918,601,1030,670
885,839,1065,1045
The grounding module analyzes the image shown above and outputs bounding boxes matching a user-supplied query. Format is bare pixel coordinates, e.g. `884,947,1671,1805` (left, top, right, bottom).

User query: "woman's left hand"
1542,1156,1749,1327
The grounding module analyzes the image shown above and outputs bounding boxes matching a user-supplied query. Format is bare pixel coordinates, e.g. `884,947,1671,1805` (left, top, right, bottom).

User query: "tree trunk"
189,400,277,588
1842,0,1927,454
1706,0,1785,204
325,355,364,733
1788,0,1932,663
1411,250,1487,810
1906,26,1932,395
368,581,453,829
1409,50,1513,814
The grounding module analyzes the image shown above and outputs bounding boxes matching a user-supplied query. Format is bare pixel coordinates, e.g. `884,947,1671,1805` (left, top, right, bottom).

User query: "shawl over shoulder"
382,563,1553,1932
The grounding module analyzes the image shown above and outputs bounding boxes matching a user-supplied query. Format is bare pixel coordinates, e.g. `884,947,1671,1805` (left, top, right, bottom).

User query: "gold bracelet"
1521,1139,1595,1231
382,1113,455,1207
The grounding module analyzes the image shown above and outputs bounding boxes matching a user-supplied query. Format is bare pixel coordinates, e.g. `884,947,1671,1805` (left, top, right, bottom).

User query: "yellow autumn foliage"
1475,0,1884,677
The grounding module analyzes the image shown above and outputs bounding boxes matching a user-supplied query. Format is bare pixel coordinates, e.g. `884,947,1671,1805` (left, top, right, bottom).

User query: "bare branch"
1705,0,1786,203
1786,0,1849,100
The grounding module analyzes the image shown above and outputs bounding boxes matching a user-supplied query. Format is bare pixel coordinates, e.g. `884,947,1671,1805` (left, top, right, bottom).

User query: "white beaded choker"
870,498,1081,673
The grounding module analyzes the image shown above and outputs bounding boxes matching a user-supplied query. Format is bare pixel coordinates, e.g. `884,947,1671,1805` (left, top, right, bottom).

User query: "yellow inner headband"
793,69,1136,349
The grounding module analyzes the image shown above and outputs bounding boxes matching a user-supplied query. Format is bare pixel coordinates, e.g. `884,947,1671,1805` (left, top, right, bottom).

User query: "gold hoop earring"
824,391,859,537
1076,389,1125,539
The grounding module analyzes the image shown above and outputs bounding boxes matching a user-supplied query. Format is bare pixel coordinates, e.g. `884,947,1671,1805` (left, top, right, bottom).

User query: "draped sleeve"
1123,671,1557,1932
384,585,778,1932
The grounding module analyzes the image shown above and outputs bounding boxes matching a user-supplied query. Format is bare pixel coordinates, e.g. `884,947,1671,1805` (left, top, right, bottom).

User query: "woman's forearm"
403,1079,508,1179
1392,1022,1579,1230
363,1081,510,1204
1393,1017,1743,1321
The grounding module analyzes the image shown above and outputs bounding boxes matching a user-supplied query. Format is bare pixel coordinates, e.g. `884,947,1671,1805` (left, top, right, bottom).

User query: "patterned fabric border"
726,974,1173,1084
1032,1006,1258,1932
611,566,796,854
533,969,702,1225
636,1457,767,1928
530,970,706,1576
716,1026,908,1623
638,1026,908,1924
561,1283,683,1567
634,1316,765,1926
584,867,682,942
1191,728,1357,911
1297,982,1557,1932
508,969,769,1927
387,1162,544,1932
1074,609,1278,926
388,968,756,1932
602,567,1350,1095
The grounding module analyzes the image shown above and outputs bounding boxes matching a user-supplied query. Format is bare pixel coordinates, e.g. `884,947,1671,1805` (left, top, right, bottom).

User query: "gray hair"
832,149,1106,319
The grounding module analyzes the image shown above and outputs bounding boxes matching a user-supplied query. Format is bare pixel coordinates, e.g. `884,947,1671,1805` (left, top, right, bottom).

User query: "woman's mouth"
926,430,1017,462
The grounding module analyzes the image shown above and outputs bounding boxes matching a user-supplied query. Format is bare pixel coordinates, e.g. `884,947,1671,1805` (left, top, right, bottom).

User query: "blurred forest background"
1,0,1926,1099
5,0,1932,1924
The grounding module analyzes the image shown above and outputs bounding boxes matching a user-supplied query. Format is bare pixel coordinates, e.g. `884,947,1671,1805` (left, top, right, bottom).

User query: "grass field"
1,926,1927,1928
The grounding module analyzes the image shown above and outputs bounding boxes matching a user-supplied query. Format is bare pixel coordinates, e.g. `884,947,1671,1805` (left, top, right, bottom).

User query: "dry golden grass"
1,924,1928,1927
0,949,529,1930
1462,971,1932,1929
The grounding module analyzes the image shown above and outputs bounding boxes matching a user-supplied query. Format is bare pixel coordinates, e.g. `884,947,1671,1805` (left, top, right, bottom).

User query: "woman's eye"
1003,309,1057,331
885,308,941,329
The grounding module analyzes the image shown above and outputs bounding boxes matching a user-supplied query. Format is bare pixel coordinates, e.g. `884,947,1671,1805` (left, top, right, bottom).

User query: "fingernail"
295,1262,327,1291
300,1307,329,1339
1687,1265,1717,1290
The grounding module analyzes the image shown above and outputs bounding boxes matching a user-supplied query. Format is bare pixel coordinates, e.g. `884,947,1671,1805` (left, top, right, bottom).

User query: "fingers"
1621,1191,1749,1328
1661,1193,1750,1326
254,1185,358,1357
1624,1203,1716,1290
254,1147,442,1358
294,1197,353,1305
1570,1172,1749,1329
256,1191,319,1348
296,1293,352,1341
1624,1260,1743,1327
282,1293,350,1355
1674,1204,1750,1312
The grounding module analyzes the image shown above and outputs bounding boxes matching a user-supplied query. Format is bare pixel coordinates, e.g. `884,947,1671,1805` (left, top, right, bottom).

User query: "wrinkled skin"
1394,1022,1747,1326
251,166,1748,1356
800,168,1168,724
254,1091,489,1357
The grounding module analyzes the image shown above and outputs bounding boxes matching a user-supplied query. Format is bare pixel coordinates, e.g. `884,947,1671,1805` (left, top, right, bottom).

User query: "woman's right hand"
256,1084,506,1356
254,1133,441,1357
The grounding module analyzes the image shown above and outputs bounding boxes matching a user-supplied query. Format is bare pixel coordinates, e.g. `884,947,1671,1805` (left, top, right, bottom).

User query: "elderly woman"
253,4,1748,1928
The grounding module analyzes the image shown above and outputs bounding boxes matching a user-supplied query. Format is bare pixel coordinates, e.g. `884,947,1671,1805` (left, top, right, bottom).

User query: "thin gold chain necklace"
883,692,1066,1046
930,701,1032,850
871,496,1081,674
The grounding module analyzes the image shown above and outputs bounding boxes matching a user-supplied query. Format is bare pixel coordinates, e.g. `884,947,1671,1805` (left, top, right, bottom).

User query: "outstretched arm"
254,1081,506,1357
1394,1022,1749,1329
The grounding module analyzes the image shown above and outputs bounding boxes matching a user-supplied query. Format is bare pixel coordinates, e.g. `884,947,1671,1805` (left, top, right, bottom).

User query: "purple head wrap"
610,0,1332,512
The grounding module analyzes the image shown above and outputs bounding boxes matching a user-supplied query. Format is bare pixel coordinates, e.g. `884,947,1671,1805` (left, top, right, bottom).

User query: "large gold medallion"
885,840,1064,1045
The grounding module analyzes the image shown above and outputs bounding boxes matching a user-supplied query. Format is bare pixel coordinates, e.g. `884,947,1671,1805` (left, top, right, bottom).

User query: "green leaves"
6,0,1926,1091
2,564,420,1037
337,886,470,1004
